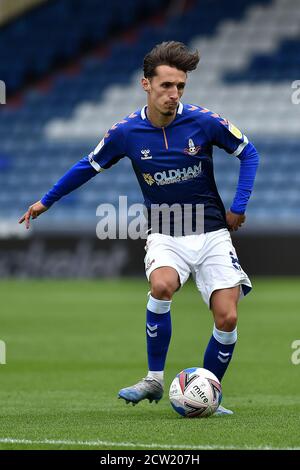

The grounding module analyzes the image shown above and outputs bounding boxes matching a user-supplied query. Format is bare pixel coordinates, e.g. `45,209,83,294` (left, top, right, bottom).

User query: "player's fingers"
24,208,33,229
18,213,26,224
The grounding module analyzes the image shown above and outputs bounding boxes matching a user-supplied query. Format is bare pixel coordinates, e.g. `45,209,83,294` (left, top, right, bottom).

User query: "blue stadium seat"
0,0,298,229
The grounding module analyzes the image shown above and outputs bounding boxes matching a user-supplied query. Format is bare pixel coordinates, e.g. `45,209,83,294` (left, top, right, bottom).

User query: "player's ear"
141,77,150,92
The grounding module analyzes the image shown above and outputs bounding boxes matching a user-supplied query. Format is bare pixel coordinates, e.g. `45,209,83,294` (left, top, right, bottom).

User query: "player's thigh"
211,285,240,311
210,286,241,318
210,286,240,329
194,229,252,307
144,233,190,293
149,266,181,299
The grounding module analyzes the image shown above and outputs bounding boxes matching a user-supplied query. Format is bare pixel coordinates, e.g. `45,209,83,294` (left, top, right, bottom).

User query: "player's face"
142,65,187,117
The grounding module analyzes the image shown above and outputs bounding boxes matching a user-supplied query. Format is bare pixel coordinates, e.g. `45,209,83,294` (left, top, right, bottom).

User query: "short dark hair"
143,41,200,78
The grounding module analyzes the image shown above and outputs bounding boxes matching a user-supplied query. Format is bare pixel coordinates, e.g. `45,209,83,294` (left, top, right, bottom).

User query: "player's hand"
226,210,246,232
18,200,48,229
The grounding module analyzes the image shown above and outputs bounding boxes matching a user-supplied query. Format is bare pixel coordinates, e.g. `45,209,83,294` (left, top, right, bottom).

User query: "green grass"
0,278,299,450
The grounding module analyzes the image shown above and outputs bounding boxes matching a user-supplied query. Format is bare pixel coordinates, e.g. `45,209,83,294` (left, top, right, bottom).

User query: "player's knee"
151,280,175,300
224,312,238,331
215,310,238,331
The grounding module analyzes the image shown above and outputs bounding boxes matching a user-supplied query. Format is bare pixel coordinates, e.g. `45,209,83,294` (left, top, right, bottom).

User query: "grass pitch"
0,278,299,450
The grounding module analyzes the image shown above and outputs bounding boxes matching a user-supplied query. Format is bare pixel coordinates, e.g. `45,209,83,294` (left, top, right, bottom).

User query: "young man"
19,41,259,415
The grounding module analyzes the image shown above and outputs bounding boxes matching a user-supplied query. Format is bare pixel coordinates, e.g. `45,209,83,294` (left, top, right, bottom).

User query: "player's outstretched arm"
19,200,48,229
226,210,245,232
18,155,100,230
18,125,126,230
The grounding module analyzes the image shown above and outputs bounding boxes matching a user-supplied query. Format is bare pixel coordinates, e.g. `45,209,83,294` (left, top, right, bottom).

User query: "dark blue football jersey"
88,103,250,233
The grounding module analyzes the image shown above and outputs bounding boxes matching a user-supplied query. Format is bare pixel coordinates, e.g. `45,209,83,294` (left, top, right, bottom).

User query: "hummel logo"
217,351,231,363
147,323,157,338
141,149,152,160
230,251,241,271
145,258,155,271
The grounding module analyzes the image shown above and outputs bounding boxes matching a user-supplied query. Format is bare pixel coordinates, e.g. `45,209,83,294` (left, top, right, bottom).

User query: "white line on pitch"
0,438,299,450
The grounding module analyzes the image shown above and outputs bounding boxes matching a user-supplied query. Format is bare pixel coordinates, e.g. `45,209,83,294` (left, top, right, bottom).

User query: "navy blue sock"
203,325,237,381
146,295,172,372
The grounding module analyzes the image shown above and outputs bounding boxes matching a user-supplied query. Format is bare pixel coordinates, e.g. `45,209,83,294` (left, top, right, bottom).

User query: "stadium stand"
0,0,169,95
0,0,299,234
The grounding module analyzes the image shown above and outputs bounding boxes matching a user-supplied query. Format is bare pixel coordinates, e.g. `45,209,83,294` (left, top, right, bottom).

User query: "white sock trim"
213,325,237,345
147,295,171,314
147,371,164,384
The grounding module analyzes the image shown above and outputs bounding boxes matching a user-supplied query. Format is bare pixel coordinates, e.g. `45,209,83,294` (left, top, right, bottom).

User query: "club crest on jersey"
141,149,152,160
184,138,201,156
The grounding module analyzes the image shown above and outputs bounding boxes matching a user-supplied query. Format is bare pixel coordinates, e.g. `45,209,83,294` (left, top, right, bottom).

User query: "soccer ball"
169,367,222,418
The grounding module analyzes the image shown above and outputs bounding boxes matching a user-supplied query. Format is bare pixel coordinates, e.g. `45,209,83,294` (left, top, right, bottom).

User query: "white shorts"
144,228,252,307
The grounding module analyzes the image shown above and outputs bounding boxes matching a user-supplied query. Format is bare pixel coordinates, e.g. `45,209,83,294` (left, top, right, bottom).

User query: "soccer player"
19,41,259,416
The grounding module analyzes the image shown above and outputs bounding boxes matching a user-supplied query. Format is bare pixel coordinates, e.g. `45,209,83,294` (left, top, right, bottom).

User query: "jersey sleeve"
201,112,249,158
199,111,259,215
41,122,127,208
88,122,126,172
41,157,98,208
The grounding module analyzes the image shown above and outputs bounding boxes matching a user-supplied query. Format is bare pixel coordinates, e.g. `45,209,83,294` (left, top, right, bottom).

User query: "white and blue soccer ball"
169,367,222,418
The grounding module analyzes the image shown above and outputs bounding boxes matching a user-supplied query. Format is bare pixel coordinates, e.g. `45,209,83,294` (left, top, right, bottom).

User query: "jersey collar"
141,102,183,120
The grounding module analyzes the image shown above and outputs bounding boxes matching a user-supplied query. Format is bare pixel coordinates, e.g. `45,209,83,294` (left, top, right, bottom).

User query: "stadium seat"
0,0,299,230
